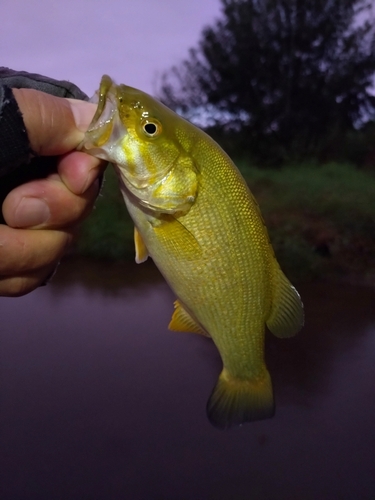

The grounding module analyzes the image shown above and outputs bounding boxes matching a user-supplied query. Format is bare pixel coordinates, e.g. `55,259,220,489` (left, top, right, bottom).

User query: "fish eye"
145,123,157,134
141,119,162,138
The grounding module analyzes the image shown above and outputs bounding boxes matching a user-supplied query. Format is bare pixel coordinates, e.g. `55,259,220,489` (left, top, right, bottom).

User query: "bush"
76,161,375,284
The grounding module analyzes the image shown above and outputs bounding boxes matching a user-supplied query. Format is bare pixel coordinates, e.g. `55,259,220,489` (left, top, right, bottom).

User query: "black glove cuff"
0,85,32,178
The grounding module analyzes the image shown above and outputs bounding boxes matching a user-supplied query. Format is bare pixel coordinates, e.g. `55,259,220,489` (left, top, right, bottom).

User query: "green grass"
240,161,375,221
76,162,375,283
239,162,375,281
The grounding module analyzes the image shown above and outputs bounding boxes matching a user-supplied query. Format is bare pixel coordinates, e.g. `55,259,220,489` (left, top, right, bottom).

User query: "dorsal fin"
266,262,304,338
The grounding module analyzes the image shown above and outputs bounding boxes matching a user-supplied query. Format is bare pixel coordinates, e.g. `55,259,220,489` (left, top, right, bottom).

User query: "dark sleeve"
0,67,89,223
0,67,88,100
0,84,31,177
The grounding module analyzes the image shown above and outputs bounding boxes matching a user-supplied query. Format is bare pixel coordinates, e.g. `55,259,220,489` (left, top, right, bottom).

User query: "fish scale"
81,75,304,429
125,144,271,385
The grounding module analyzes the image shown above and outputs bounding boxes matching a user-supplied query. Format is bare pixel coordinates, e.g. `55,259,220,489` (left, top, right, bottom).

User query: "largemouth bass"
80,75,304,429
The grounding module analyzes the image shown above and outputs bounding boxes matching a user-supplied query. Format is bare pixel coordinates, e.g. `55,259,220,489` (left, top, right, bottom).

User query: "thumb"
12,88,96,156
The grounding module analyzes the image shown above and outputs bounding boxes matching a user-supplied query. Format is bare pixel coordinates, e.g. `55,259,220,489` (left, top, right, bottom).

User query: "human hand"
0,88,106,296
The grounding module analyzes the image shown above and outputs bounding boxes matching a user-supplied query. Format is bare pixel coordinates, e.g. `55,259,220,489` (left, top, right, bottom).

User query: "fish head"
81,75,198,214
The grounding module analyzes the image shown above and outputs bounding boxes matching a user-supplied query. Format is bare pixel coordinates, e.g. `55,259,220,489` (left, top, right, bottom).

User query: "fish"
80,75,304,429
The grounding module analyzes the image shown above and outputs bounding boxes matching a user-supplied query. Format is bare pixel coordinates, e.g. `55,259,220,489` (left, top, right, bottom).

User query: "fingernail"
14,197,50,228
82,171,101,194
68,99,97,133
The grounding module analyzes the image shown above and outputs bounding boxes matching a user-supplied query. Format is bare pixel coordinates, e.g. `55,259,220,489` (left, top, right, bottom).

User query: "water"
1,258,374,499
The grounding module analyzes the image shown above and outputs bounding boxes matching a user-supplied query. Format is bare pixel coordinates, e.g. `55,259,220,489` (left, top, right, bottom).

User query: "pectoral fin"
266,262,304,338
153,216,202,261
169,300,209,337
134,227,149,264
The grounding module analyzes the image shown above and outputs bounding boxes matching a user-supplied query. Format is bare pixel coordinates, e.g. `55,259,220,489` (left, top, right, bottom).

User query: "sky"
1,0,221,98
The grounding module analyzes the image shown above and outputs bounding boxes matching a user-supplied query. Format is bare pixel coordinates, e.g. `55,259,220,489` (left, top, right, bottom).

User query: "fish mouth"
79,81,126,160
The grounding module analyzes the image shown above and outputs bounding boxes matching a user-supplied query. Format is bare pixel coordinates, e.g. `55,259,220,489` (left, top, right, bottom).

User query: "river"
1,257,374,499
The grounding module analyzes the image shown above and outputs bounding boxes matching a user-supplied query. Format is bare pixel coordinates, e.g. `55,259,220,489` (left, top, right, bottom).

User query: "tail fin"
206,368,275,429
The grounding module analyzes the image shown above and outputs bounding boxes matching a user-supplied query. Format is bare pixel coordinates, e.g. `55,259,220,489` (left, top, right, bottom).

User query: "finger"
12,89,96,156
0,264,57,297
0,225,73,275
57,151,107,196
2,171,100,229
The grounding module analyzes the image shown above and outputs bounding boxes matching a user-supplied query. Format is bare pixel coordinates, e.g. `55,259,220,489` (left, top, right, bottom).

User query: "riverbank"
76,162,375,285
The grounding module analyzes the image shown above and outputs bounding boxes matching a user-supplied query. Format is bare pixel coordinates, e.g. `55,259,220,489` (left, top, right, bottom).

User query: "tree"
158,0,375,163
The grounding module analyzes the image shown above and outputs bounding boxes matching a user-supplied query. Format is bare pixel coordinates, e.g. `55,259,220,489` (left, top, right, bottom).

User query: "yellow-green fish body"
81,75,304,428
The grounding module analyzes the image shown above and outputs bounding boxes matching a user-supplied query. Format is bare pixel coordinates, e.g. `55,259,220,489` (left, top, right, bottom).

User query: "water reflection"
0,257,374,499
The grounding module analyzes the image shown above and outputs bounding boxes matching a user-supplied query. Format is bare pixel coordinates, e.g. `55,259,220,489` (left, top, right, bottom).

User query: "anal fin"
168,300,210,337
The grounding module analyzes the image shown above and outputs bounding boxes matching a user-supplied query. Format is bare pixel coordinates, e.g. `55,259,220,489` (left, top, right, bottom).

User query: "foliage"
76,167,134,260
241,161,375,281
158,0,375,163
75,161,375,284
